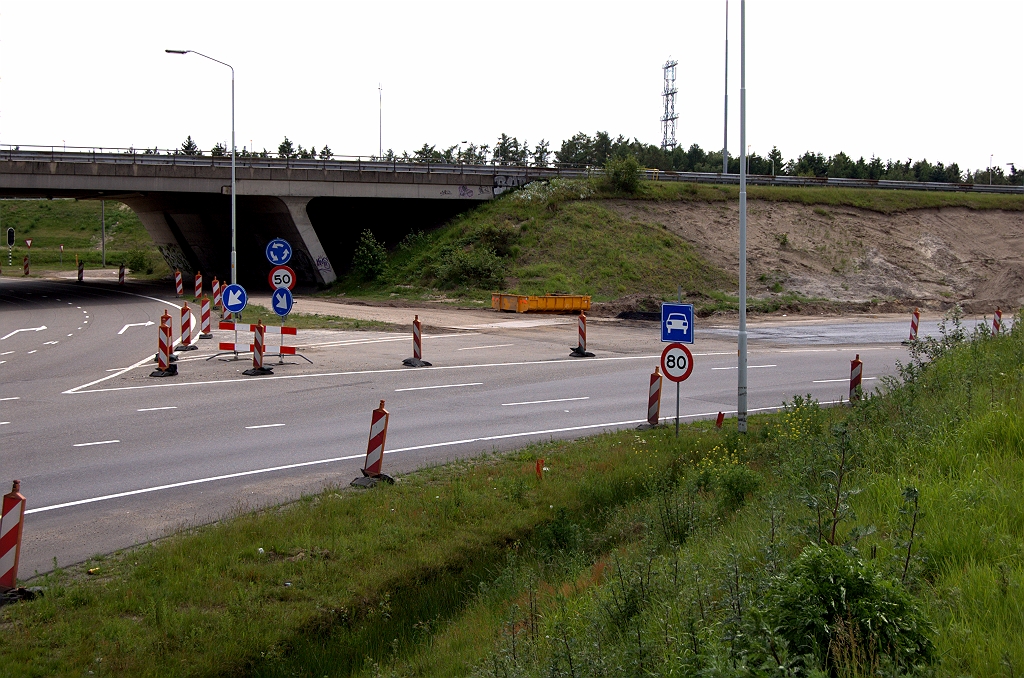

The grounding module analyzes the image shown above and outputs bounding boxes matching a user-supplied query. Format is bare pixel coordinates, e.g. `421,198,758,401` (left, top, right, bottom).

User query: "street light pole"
166,49,236,286
737,0,748,434
723,0,729,174
990,154,994,185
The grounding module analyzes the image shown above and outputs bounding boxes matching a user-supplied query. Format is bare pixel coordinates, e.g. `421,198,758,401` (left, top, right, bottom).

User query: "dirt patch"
607,200,1024,313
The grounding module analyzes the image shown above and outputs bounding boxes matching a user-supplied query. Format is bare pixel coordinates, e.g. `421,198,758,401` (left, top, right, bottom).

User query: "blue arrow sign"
661,302,694,344
222,283,248,314
265,238,292,266
271,288,293,317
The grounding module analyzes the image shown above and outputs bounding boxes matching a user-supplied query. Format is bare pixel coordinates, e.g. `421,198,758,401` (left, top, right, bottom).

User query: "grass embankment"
327,179,1024,310
2,310,1022,676
0,199,169,278
239,303,398,332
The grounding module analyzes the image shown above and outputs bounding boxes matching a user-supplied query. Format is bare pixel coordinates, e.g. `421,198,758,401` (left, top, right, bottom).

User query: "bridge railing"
1,143,1021,195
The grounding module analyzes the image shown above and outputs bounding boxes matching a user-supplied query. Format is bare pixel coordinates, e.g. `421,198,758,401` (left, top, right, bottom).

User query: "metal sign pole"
675,382,680,437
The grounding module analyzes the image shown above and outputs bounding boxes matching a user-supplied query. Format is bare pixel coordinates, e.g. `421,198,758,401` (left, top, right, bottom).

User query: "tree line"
171,133,1023,186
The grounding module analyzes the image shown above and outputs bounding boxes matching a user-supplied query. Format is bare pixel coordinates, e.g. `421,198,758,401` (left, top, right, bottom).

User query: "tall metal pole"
723,0,729,174
379,84,383,159
165,49,236,285
737,0,748,433
101,200,105,267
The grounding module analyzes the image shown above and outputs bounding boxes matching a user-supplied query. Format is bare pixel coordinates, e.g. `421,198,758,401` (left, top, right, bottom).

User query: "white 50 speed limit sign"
660,342,694,382
268,264,296,291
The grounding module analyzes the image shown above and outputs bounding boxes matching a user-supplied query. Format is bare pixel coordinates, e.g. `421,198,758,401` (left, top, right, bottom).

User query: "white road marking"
813,377,878,383
711,364,776,370
25,404,809,516
503,397,590,406
0,397,19,401
43,341,59,345
27,350,37,354
67,334,73,337
0,351,13,356
395,382,483,392
458,344,514,351
72,440,120,447
137,406,177,412
0,422,9,426
0,325,47,341
118,321,155,335
298,332,477,349
245,423,286,429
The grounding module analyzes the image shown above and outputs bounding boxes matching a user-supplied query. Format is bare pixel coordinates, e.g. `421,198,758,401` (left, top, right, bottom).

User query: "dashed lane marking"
503,397,590,406
0,422,9,426
137,406,177,412
458,344,514,351
395,382,483,392
813,377,878,383
72,440,120,447
711,364,777,370
0,397,20,401
245,423,286,429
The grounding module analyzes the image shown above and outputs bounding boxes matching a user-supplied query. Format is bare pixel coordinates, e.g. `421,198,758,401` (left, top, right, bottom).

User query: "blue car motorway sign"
222,283,248,314
271,288,293,317
661,302,694,344
265,238,292,266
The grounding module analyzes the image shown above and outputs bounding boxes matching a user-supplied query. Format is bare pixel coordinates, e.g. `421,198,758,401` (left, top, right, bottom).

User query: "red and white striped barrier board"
909,307,920,341
174,269,183,297
850,353,863,401
363,400,389,477
218,322,297,335
77,261,84,282
993,307,1002,336
413,315,423,360
578,312,587,352
217,343,297,355
118,263,126,285
156,311,173,372
647,366,662,426
22,256,29,276
252,321,266,369
200,296,212,338
194,271,203,300
179,302,192,347
0,480,26,591
212,277,222,309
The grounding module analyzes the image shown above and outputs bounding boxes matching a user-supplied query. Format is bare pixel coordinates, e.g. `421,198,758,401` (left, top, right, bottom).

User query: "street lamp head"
165,49,189,54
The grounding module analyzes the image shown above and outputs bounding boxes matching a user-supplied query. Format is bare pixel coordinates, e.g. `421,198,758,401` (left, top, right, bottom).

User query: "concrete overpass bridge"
0,148,536,287
2,145,1020,287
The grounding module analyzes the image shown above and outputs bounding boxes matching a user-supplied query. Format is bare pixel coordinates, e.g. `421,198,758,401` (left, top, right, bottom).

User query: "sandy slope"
608,200,1024,311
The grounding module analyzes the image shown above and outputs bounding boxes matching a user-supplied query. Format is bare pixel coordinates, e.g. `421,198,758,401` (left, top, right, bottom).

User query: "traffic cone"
150,310,177,377
199,296,213,339
175,302,196,351
402,315,431,367
174,269,183,297
909,307,920,341
352,400,394,487
570,312,595,357
637,366,662,430
194,271,203,301
212,277,222,309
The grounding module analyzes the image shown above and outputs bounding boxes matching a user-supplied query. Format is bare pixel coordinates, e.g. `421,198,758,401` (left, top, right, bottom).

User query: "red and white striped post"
242,319,274,375
178,302,193,349
199,296,212,339
850,354,863,401
363,400,389,477
151,310,176,376
0,480,27,591
194,271,203,300
22,256,28,276
212,277,222,309
578,312,587,352
909,307,920,341
993,307,1002,336
647,366,663,426
174,269,183,297
77,260,84,282
413,315,423,360
118,263,126,285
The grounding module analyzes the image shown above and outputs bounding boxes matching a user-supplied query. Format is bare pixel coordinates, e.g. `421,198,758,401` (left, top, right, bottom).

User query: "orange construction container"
492,293,591,313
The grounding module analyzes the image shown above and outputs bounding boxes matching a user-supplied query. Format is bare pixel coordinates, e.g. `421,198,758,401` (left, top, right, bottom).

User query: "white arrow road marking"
0,325,46,341
118,321,155,335
73,440,120,447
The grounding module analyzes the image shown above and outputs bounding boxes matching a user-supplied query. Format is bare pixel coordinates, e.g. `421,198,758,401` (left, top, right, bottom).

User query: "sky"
0,0,1021,172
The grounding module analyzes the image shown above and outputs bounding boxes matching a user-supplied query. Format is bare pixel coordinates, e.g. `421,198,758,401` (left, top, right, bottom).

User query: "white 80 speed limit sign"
268,264,296,291
660,343,694,382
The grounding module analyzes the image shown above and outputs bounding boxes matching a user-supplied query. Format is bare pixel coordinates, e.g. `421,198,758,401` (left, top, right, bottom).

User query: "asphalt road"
0,277,967,577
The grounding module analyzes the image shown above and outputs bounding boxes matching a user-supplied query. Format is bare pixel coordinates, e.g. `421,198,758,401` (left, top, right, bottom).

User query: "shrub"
432,246,505,290
765,545,934,673
124,249,152,275
351,229,388,281
605,155,642,193
473,222,520,258
717,464,761,510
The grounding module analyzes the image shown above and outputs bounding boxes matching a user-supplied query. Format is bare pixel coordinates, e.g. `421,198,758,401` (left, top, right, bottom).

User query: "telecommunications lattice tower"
661,58,679,151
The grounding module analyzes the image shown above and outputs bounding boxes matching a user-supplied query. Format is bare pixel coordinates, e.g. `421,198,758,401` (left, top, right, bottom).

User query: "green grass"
239,303,398,332
0,199,169,278
2,308,1022,676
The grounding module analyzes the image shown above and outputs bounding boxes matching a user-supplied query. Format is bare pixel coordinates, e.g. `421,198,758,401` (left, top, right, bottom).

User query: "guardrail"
1,143,1021,195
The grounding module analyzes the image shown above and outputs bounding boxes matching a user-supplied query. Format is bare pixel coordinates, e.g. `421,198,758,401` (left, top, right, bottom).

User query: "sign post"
660,342,694,436
6,227,12,266
267,237,294,329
